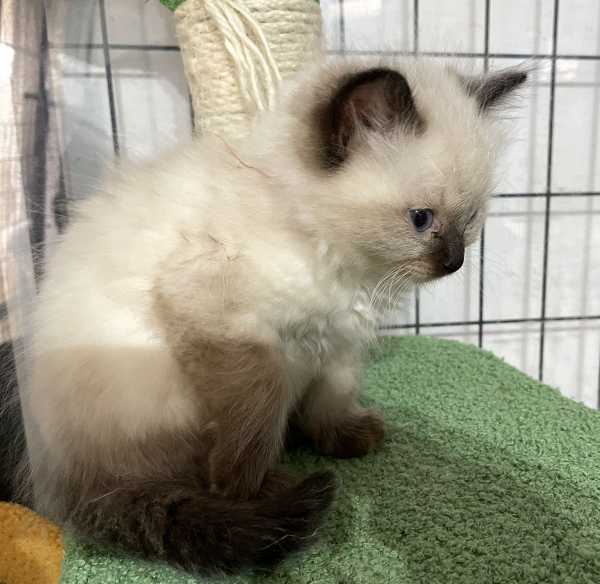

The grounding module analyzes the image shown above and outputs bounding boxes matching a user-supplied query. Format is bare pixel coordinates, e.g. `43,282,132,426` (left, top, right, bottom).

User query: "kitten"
25,58,526,573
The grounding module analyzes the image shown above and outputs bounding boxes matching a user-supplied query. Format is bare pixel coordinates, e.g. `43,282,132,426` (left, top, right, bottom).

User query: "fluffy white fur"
26,57,524,537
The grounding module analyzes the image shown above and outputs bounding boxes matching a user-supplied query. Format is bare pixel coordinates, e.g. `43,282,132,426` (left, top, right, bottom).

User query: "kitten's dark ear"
462,68,528,112
319,68,424,169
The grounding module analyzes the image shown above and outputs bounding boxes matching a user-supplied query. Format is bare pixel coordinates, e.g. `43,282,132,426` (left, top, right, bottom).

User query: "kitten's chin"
404,261,463,284
409,272,440,285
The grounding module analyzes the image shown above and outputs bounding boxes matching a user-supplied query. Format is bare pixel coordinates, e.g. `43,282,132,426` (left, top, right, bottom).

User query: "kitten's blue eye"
409,209,434,232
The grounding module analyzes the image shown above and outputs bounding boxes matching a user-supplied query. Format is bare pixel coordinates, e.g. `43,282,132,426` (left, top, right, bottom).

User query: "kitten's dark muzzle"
421,232,465,280
441,244,464,274
433,234,465,275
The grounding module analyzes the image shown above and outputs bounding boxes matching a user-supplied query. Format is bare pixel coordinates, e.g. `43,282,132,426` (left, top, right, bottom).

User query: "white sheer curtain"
0,0,64,500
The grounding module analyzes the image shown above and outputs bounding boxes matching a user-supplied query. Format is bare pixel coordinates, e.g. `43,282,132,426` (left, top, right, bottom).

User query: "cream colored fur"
26,57,521,517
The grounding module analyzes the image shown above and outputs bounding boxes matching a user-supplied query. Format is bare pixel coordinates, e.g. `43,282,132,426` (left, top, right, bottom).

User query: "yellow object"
0,502,64,584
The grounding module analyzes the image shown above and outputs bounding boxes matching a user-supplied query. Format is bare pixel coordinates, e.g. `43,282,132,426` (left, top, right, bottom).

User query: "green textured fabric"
157,0,319,13
59,336,600,584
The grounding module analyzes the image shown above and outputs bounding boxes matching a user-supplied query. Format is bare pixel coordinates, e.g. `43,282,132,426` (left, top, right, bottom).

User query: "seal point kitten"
25,58,526,573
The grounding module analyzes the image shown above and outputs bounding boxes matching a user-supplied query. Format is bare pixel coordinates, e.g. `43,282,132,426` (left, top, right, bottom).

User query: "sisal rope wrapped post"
174,0,324,138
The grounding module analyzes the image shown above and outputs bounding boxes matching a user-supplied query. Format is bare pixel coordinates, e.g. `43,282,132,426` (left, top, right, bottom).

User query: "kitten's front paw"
316,409,386,459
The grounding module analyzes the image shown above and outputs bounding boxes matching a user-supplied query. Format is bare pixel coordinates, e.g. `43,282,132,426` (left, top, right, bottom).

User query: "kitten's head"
283,59,526,282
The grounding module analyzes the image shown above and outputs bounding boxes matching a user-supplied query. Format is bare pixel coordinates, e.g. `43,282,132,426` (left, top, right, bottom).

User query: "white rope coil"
174,0,323,138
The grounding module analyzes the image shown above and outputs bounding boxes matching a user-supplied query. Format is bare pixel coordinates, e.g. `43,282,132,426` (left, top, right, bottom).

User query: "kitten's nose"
442,257,464,273
441,246,464,273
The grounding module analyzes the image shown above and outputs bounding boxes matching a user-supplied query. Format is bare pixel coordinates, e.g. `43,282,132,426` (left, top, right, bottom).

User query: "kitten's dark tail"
68,470,336,573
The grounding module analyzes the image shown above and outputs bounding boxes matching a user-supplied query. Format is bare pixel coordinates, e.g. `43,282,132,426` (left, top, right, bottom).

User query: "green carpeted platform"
59,336,600,583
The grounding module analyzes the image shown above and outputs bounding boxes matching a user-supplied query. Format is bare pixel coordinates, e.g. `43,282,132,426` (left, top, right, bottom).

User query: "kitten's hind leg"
300,350,386,459
182,338,296,499
49,418,336,573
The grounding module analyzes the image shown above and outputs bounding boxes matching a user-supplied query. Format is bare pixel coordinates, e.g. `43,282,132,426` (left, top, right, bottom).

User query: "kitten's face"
291,60,526,283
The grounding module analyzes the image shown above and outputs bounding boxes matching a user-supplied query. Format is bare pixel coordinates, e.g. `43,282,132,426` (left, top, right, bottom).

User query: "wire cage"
1,0,599,497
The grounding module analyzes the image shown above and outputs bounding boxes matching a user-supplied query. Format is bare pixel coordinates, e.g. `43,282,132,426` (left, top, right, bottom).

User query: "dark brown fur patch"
170,335,294,499
461,68,528,112
66,468,336,574
316,68,425,169
311,408,387,459
298,385,387,459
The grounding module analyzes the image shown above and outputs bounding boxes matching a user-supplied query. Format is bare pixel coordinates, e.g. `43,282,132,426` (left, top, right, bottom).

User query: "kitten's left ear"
461,67,528,112
318,68,424,169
